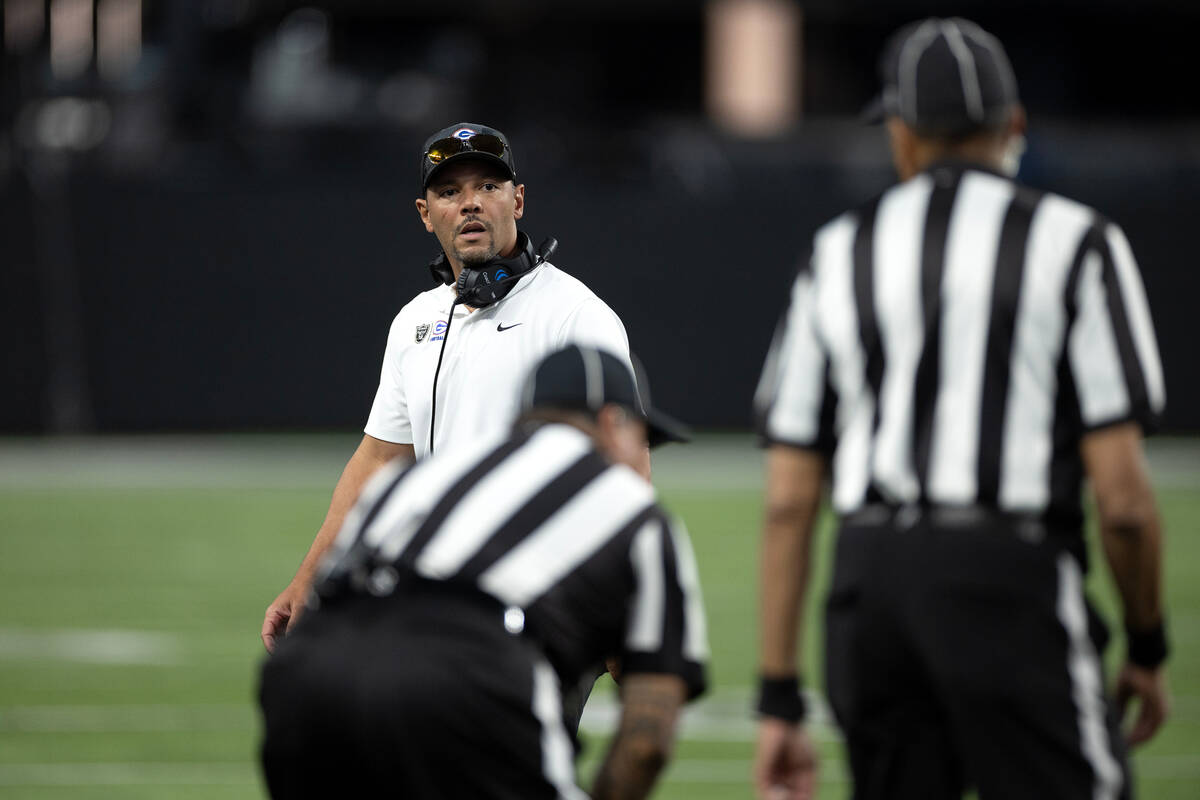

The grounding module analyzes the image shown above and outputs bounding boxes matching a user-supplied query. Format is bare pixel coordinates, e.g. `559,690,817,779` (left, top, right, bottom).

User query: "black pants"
258,587,584,800
824,513,1132,800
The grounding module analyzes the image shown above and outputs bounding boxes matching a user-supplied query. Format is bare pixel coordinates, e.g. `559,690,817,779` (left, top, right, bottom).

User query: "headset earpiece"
428,252,454,286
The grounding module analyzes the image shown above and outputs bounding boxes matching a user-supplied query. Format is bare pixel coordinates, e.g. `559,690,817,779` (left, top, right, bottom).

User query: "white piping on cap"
941,20,984,121
898,19,942,124
954,17,1018,101
580,347,604,412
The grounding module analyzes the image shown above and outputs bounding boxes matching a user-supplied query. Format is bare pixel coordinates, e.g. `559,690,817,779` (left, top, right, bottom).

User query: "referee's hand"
753,718,817,800
1115,663,1170,748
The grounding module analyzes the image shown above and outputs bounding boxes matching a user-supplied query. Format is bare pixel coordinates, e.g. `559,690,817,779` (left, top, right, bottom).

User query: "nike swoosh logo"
497,323,523,332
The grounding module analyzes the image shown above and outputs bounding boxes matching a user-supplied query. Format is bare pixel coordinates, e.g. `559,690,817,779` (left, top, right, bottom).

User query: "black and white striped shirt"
314,422,708,698
757,161,1165,528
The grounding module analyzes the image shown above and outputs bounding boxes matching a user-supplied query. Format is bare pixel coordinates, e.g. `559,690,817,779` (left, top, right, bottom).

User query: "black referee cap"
862,18,1019,137
519,345,691,449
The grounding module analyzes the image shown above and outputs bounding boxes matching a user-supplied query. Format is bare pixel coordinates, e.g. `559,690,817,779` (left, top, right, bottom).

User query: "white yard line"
0,629,182,665
1,698,1196,787
0,763,259,786
0,434,1195,491
0,755,1193,788
5,692,1199,735
663,757,847,784
0,704,252,732
581,687,842,743
1134,754,1200,779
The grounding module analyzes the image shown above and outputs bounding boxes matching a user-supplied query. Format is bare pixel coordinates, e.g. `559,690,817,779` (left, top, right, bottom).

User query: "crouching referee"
258,345,707,800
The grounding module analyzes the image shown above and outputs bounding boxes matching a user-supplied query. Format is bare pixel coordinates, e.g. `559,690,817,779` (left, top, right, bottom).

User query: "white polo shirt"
364,262,631,458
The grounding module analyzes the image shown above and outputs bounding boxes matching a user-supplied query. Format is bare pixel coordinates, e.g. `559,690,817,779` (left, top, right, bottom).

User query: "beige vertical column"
50,0,94,80
98,0,142,81
706,0,802,137
5,0,45,54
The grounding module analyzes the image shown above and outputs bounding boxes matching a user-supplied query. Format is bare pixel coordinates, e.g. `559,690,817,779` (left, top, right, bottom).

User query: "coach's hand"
261,581,309,654
753,718,817,800
1115,663,1170,747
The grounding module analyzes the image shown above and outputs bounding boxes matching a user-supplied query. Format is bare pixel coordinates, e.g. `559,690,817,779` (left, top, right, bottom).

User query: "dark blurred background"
3,0,1197,435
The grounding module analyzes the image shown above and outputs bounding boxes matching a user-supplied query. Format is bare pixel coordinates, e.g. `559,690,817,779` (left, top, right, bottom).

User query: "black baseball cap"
519,345,691,449
862,17,1019,137
420,122,517,192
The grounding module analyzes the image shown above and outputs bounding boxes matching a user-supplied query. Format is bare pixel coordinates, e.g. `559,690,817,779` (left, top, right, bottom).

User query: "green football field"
0,433,1196,798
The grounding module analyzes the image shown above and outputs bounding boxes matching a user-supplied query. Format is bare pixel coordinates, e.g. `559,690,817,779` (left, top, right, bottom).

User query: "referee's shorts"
824,507,1131,800
258,578,584,800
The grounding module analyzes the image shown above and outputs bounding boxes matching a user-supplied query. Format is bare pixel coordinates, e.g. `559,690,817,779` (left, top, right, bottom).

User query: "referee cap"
520,345,691,448
862,17,1019,137
420,122,517,192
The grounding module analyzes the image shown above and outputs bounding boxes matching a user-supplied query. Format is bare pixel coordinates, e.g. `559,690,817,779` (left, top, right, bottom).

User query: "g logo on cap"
453,128,475,140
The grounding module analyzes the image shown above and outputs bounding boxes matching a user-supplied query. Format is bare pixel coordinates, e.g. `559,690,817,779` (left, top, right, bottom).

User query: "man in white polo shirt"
262,122,633,653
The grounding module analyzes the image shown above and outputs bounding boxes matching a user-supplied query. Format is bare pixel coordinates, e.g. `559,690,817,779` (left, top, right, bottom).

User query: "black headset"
427,231,558,309
425,232,558,455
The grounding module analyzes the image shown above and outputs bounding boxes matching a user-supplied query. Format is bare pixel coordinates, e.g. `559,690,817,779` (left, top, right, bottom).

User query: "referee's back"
757,160,1165,532
752,19,1170,800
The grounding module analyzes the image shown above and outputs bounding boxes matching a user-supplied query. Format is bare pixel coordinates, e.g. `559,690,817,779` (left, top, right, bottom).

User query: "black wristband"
756,675,807,723
1126,621,1169,669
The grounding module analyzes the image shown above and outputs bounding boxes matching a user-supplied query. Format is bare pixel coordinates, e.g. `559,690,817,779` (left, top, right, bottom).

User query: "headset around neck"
425,232,558,455
427,231,557,310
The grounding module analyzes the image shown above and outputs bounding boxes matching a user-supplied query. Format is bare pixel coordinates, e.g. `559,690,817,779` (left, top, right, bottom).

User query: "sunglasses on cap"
424,134,507,165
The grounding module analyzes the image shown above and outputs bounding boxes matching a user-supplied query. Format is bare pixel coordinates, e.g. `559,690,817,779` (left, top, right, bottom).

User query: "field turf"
0,434,1196,798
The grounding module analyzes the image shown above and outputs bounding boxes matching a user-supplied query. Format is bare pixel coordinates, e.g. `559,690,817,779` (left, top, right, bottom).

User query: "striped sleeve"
754,255,837,454
622,512,708,700
1066,222,1166,434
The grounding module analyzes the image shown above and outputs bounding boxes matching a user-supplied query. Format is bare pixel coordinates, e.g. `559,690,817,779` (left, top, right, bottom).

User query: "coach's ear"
512,183,525,221
415,197,434,233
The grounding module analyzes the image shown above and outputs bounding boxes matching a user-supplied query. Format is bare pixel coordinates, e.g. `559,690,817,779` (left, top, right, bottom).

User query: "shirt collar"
922,158,1007,180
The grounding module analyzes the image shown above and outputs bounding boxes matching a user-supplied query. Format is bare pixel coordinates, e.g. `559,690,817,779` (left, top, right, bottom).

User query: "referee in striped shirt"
753,18,1169,800
258,345,707,799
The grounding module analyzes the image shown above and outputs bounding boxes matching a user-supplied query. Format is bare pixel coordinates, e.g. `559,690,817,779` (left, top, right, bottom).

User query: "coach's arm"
590,673,686,800
261,434,414,652
1082,421,1169,747
753,444,825,800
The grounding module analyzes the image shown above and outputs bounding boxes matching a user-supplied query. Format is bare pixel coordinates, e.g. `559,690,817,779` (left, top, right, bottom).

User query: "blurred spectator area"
2,0,1199,433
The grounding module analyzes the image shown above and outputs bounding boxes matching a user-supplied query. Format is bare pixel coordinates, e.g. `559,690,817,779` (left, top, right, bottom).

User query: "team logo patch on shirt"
430,320,448,342
414,323,430,343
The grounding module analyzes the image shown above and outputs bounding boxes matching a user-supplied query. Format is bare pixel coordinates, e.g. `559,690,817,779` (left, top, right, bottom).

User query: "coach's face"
416,161,525,276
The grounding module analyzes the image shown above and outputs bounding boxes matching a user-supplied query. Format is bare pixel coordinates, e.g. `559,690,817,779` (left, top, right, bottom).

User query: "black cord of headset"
425,241,554,456
428,297,464,457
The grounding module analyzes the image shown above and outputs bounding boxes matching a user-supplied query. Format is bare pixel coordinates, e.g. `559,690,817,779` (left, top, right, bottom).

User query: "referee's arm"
751,254,832,800
590,673,687,800
592,514,708,799
754,445,824,800
1082,424,1169,747
1069,220,1169,746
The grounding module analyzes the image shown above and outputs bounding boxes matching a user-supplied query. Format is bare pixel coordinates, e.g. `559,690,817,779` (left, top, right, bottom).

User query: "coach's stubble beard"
454,221,498,268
